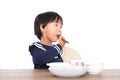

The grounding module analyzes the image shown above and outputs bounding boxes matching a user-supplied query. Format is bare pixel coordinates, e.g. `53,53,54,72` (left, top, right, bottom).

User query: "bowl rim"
46,62,70,66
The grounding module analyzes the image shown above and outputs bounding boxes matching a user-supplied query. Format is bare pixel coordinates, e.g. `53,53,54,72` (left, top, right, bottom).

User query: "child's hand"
58,36,66,48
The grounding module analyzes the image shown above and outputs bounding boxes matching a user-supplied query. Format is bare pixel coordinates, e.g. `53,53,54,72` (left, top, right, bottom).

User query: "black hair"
34,11,63,40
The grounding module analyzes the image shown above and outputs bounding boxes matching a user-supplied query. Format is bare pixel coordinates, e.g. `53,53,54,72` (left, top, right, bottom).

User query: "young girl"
29,11,67,69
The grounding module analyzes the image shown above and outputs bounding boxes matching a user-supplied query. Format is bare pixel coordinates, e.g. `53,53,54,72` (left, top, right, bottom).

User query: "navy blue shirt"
29,42,63,69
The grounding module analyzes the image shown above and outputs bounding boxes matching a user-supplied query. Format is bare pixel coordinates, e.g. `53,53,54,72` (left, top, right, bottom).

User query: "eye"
55,23,58,26
53,23,62,28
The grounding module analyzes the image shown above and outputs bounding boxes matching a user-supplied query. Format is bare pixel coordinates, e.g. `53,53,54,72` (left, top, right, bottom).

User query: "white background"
0,0,120,69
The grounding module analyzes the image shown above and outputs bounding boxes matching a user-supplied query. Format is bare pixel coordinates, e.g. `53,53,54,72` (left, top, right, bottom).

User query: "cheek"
46,28,57,34
46,29,57,39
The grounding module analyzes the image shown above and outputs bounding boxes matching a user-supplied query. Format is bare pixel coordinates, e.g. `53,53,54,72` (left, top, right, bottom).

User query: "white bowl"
47,62,87,78
87,62,104,75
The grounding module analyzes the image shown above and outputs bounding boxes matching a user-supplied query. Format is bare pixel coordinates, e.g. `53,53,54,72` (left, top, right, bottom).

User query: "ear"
40,24,45,32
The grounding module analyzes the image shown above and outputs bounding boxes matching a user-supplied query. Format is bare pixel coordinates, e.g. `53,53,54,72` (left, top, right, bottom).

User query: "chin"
53,39,58,42
53,40,57,42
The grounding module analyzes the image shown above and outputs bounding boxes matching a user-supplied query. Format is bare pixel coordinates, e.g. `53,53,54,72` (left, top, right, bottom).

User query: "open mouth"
56,34,61,39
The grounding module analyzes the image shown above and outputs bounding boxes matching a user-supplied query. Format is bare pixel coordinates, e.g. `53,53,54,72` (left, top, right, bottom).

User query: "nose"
58,26,62,33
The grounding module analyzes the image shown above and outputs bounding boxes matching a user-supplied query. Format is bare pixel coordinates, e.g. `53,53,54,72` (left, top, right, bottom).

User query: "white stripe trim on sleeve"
53,45,62,54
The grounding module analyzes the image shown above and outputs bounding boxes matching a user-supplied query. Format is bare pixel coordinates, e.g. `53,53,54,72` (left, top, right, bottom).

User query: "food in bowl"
71,59,84,66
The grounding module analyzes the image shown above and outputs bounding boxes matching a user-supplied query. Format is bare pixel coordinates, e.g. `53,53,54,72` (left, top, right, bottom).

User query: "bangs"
51,17,63,25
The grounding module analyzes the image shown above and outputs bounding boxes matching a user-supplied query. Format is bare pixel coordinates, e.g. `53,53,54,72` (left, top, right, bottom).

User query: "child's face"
43,20,62,42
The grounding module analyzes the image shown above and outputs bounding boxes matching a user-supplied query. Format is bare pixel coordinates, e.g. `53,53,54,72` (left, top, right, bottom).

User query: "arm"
53,44,63,56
